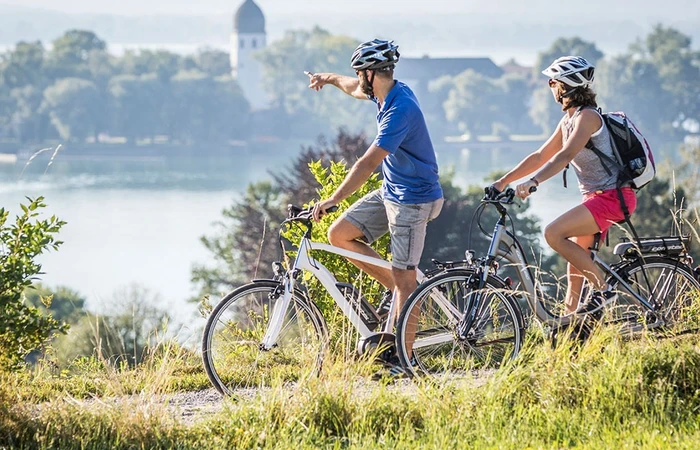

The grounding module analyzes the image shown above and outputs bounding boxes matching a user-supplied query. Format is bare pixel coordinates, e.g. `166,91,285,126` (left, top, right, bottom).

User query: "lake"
0,142,580,329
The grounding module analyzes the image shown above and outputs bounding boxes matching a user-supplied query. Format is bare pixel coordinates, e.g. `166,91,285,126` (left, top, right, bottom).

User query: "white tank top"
560,107,621,194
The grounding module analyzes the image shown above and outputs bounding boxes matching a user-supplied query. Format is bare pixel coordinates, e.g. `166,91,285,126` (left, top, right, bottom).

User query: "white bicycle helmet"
350,39,400,71
542,56,595,88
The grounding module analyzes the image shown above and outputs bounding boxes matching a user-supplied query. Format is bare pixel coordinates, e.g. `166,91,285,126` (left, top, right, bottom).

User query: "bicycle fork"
456,219,507,340
260,273,295,350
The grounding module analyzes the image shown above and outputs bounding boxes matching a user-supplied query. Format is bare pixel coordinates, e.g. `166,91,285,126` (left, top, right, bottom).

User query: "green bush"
0,197,66,369
282,160,389,316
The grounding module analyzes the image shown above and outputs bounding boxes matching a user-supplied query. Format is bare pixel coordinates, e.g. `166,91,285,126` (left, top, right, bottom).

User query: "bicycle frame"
260,235,428,350
489,214,660,327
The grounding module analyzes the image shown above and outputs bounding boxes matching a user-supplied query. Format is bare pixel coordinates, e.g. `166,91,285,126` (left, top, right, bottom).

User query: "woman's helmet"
350,39,400,71
542,56,595,88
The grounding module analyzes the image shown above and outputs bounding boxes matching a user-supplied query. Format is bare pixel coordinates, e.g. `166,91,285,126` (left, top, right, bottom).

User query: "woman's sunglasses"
548,79,558,87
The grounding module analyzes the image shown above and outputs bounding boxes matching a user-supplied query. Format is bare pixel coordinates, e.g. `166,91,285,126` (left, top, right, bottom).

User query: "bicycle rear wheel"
202,280,327,395
613,256,700,336
395,269,524,380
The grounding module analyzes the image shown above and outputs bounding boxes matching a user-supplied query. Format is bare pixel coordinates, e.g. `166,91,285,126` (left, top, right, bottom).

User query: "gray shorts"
339,189,444,270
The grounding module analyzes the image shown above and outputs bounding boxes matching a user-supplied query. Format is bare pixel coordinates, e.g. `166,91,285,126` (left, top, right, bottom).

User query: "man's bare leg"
393,267,418,356
328,219,394,290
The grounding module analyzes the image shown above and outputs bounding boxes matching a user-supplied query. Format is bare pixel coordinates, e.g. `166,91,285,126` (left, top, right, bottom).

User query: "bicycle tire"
202,280,328,395
612,256,700,336
395,269,525,380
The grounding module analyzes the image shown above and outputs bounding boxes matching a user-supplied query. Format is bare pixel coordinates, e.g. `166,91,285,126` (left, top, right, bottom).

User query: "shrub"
0,197,66,369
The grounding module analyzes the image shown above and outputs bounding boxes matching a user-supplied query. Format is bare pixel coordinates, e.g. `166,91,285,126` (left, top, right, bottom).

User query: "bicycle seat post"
590,233,602,254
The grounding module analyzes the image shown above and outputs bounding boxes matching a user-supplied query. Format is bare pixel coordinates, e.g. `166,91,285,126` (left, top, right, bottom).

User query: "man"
307,39,443,378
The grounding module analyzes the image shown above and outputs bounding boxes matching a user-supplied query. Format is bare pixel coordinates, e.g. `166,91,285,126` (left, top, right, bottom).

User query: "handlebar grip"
528,186,538,193
325,205,339,214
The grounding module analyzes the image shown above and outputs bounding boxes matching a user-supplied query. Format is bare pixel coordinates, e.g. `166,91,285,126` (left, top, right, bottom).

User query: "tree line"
1,25,697,145
254,26,700,142
0,30,250,145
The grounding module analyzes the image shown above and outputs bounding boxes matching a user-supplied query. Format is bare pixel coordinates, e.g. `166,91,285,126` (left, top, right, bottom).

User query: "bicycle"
394,187,700,379
201,204,430,395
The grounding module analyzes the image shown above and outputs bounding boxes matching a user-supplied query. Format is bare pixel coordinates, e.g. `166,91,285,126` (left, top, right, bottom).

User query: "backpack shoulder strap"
584,109,623,177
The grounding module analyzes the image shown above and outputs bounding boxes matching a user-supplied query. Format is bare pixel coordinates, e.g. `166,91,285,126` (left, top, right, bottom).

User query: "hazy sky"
3,0,699,21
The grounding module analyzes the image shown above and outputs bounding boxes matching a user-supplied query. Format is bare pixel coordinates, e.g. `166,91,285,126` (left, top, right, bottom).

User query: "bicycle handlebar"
285,204,338,222
482,187,516,204
482,186,537,205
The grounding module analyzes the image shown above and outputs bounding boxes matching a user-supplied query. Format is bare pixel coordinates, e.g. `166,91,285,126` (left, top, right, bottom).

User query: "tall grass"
4,328,700,449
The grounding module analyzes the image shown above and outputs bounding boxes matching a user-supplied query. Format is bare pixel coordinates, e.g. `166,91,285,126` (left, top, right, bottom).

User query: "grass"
3,326,700,449
2,342,211,404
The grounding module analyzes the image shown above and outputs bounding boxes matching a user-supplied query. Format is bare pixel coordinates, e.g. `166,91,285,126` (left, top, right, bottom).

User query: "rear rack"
614,235,691,259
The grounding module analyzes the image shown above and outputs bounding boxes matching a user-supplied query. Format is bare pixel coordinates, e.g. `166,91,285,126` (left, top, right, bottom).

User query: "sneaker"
576,290,617,316
376,289,393,320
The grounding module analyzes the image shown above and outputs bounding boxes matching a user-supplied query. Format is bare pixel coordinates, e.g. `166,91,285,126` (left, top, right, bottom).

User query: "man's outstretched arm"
306,71,368,100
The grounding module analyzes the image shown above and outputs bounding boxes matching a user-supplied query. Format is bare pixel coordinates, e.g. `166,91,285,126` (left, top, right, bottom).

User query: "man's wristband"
530,177,540,187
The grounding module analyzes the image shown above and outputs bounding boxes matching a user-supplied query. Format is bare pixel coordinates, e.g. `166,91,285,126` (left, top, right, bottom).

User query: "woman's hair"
557,83,598,111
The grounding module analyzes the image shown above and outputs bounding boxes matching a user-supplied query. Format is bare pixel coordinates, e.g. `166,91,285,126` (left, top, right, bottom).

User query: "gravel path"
162,378,419,425
57,375,483,425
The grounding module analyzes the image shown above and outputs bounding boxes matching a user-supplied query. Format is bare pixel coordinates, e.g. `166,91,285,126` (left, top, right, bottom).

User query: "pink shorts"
582,187,637,238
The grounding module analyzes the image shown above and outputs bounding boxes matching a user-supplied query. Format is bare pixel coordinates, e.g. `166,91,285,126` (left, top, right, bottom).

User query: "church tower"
231,0,268,110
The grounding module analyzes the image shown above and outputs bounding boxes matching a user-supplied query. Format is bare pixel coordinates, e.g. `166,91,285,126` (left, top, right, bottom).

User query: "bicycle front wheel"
614,256,700,336
395,269,524,380
202,280,327,395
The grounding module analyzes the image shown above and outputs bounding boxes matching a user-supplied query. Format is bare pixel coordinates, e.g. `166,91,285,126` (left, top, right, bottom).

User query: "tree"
443,70,503,135
0,41,46,89
10,85,51,143
24,284,86,325
494,73,537,135
163,71,250,143
425,75,460,137
45,30,108,80
629,25,700,135
51,285,169,366
533,37,604,74
119,49,184,82
675,142,700,208
109,73,166,142
194,48,231,77
42,77,103,141
255,27,371,136
596,56,674,138
0,84,12,138
0,197,66,369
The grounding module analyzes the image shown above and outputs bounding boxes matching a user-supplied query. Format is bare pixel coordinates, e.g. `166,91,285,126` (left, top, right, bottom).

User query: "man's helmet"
350,39,400,71
542,56,595,88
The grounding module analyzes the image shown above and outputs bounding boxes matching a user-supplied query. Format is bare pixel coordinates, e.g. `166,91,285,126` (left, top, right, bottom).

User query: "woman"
490,56,636,316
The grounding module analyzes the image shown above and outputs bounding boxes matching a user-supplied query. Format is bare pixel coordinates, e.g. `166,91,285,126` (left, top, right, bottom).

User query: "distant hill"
0,5,698,65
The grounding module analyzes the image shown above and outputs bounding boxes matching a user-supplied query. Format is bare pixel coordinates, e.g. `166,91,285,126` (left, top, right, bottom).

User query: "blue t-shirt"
372,81,442,204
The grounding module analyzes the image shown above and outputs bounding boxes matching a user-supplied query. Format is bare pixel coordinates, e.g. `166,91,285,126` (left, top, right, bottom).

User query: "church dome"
234,0,266,34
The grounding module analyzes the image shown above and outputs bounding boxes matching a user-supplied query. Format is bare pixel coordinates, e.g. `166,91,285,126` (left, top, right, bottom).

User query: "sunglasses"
548,79,558,87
